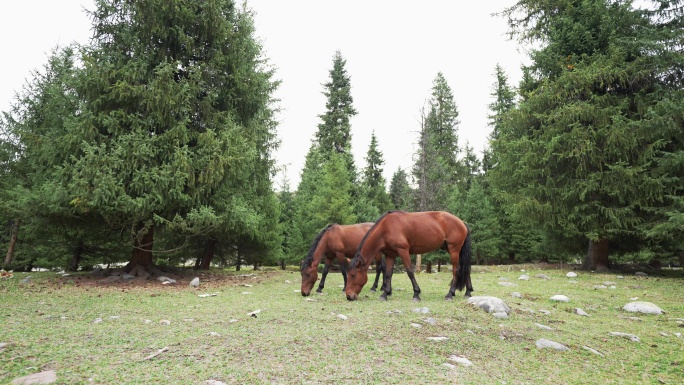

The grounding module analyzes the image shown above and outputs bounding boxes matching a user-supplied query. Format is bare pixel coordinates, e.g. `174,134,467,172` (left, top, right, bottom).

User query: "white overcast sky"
1,0,530,190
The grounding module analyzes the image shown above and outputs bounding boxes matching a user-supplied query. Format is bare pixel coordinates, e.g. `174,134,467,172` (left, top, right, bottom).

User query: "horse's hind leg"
445,246,460,300
316,258,331,293
338,255,348,291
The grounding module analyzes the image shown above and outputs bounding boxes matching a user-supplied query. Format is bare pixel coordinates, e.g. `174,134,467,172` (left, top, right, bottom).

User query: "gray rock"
593,285,607,290
492,312,509,319
207,332,221,337
535,339,569,351
603,281,616,286
0,342,7,349
582,346,604,357
535,323,553,330
566,272,577,278
467,296,511,314
447,355,473,366
412,307,430,314
410,323,422,328
122,274,135,280
510,292,522,298
424,317,437,325
574,308,590,317
441,363,456,369
337,314,348,320
535,274,551,280
189,277,200,287
93,318,103,324
550,295,570,302
538,310,551,315
498,282,518,287
20,276,31,284
427,336,449,341
159,320,171,326
11,370,57,384
635,272,648,277
518,274,530,281
623,301,664,315
609,332,640,342
205,381,228,385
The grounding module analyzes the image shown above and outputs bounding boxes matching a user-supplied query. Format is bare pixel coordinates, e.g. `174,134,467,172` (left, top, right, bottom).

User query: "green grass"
1,266,683,384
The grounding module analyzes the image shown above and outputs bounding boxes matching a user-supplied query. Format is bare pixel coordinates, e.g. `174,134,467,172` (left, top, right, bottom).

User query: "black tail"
455,225,472,291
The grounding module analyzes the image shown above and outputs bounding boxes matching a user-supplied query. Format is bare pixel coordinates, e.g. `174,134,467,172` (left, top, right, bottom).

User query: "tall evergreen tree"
494,0,684,269
357,131,391,220
389,167,412,211
63,0,279,276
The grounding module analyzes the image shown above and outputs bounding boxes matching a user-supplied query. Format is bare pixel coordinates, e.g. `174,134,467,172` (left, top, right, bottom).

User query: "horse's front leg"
370,257,383,292
316,258,332,293
397,249,421,302
379,257,395,301
337,253,348,291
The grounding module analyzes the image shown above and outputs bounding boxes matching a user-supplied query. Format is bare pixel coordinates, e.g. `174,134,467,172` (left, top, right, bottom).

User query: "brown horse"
345,210,473,301
300,223,385,296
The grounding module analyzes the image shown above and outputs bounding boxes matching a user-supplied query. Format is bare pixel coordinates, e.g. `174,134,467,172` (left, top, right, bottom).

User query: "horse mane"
301,224,335,271
350,210,402,267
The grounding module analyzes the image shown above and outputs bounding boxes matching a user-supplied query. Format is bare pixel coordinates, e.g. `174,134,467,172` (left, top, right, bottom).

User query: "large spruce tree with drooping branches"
491,0,684,269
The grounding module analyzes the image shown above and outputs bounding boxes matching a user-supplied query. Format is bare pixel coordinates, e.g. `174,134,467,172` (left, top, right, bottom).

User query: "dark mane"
350,211,402,267
301,224,335,271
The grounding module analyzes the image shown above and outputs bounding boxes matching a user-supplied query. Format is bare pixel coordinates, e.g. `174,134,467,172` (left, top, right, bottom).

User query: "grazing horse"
345,210,473,301
300,223,386,296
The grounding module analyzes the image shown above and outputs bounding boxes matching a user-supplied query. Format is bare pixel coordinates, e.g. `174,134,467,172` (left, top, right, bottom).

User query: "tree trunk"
125,223,154,277
67,239,84,272
416,254,422,273
678,250,684,270
199,239,217,270
280,259,286,270
236,254,241,271
4,218,20,268
475,250,481,265
426,261,432,274
508,251,515,264
582,238,609,271
437,259,441,272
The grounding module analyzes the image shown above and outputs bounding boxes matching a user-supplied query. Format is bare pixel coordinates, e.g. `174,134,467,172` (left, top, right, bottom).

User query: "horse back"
328,222,373,258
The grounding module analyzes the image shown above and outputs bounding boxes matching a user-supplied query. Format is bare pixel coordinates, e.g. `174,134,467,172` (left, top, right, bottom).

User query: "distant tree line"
2,0,682,274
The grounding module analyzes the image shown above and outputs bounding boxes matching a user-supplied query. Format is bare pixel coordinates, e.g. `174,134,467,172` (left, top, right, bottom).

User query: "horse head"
345,255,369,301
300,259,318,297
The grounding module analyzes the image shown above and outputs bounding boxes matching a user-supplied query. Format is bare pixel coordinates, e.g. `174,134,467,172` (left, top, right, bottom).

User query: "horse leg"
397,249,421,302
465,272,474,297
445,245,460,300
338,254,348,291
379,257,395,301
316,258,331,293
370,257,382,292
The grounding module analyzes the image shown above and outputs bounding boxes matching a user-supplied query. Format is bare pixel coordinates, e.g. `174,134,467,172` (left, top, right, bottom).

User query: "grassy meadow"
1,265,683,384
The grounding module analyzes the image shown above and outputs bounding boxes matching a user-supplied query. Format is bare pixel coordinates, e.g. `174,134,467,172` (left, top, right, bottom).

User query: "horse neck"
359,229,384,266
310,232,329,268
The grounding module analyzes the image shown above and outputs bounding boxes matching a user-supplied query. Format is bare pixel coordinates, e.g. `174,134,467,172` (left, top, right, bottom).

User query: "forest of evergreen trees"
1,0,683,274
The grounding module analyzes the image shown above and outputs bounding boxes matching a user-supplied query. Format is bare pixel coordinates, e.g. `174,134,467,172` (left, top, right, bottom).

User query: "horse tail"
455,225,472,291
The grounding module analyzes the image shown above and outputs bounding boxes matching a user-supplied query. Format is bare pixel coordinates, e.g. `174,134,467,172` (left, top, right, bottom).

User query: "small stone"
550,295,570,302
447,355,473,366
205,380,228,385
499,282,518,287
144,319,152,324
337,314,348,320
159,320,171,326
535,323,553,330
635,272,648,277
442,363,456,369
207,332,221,337
424,317,437,325
623,301,664,315
593,285,607,290
241,292,252,295
535,339,569,351
574,308,590,317
247,309,261,317
122,274,135,280
410,323,422,328
582,346,604,357
675,333,682,338
518,274,530,280
492,312,508,319
609,332,640,342
109,316,120,319
566,272,577,278
11,370,57,384
603,281,616,286
284,280,291,284
189,277,200,287
229,319,238,323
0,342,7,349
535,274,551,280
660,332,669,337
630,297,639,301
539,310,551,315
617,275,624,279
510,292,522,298
412,307,430,314
93,318,103,324
427,337,449,341
304,298,317,302
243,284,253,287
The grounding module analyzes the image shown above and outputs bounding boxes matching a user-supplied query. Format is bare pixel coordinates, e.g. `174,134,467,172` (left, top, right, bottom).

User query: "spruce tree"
389,168,412,211
358,131,391,219
494,0,684,269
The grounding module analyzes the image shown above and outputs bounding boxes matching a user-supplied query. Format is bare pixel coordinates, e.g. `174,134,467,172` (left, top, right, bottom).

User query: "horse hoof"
379,296,387,301
412,297,421,302
370,288,376,292
316,289,323,293
445,295,453,301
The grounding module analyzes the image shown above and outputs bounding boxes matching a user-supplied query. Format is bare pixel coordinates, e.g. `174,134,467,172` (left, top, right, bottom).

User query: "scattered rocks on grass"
11,370,57,385
609,332,640,342
550,295,569,302
535,339,569,351
623,301,664,315
566,272,577,278
189,277,200,287
467,296,511,314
